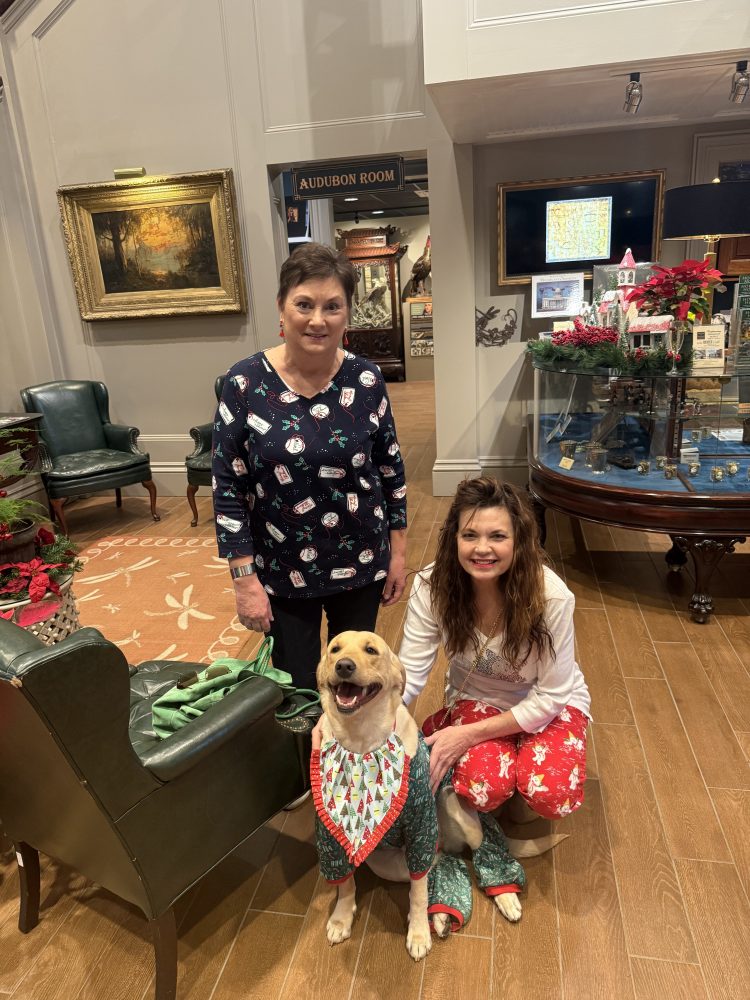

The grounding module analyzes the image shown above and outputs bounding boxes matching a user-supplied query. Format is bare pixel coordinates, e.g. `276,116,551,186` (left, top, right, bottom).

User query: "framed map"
546,196,612,263
497,169,665,285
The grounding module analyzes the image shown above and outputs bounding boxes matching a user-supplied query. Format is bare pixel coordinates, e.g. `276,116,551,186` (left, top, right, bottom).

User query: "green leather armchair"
185,375,225,527
20,380,159,536
0,618,308,1000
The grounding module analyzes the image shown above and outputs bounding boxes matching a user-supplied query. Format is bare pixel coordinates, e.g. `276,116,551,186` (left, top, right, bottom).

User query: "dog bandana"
312,732,437,882
314,734,408,867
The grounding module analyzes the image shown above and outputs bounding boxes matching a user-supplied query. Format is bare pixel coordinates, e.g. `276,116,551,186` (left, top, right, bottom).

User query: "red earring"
343,329,349,347
279,322,284,339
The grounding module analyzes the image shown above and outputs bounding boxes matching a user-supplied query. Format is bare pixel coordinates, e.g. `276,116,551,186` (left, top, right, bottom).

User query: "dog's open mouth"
331,681,382,714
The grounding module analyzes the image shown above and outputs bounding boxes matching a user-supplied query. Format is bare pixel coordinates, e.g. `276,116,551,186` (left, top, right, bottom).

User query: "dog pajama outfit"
311,732,437,883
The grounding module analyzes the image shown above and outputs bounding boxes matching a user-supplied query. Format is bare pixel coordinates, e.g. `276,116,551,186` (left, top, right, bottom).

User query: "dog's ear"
315,646,330,688
390,648,406,697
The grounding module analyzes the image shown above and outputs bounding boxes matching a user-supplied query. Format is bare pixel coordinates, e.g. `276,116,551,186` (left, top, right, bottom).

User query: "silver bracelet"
229,562,256,580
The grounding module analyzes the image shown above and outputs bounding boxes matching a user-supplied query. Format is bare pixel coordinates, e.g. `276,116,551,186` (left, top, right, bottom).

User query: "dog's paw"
326,916,353,945
406,922,432,961
494,891,523,922
431,913,452,939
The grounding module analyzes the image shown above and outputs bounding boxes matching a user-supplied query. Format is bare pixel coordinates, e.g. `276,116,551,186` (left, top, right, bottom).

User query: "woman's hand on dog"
233,574,273,632
425,725,474,794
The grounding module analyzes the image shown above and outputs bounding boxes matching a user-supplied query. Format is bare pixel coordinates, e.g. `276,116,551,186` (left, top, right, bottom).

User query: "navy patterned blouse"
212,350,407,599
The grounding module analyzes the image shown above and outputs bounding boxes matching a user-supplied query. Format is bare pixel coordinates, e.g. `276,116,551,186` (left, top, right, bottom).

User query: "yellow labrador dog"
314,630,433,960
313,631,564,955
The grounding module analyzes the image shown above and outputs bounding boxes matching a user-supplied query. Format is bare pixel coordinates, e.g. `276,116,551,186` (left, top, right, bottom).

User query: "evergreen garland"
526,338,692,374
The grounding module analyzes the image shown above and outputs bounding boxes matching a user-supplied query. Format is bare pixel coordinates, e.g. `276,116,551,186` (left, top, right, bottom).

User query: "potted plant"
0,427,81,632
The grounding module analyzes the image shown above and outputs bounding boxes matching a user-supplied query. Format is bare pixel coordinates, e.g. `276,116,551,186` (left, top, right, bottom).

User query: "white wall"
0,0,426,491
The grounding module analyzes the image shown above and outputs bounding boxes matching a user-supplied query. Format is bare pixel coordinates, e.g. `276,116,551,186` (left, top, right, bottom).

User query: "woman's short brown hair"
277,242,356,307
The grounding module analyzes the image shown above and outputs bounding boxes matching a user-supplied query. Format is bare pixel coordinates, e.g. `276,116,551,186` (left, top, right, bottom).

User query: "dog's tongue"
335,682,364,708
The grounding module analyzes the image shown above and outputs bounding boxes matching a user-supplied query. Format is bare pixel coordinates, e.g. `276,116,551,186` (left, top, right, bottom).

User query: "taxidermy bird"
363,280,388,306
402,235,431,300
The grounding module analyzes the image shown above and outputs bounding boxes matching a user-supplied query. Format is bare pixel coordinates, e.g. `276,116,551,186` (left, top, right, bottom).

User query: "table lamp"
662,180,750,261
662,180,750,313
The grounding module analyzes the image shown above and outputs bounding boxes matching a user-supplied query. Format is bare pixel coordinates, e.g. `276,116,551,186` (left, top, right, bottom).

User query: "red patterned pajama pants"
423,700,588,819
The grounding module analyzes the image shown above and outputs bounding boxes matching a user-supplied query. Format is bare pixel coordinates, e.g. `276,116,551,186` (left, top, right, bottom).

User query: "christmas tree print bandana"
312,733,411,868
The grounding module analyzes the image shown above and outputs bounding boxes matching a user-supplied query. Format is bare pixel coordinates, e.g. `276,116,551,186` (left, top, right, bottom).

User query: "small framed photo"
531,272,585,319
57,169,246,320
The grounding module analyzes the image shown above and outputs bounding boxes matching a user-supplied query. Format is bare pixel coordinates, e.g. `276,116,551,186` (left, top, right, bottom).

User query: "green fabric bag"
151,637,320,739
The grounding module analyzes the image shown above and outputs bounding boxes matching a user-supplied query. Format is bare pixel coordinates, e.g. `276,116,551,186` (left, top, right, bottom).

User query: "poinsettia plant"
0,525,81,607
626,258,724,323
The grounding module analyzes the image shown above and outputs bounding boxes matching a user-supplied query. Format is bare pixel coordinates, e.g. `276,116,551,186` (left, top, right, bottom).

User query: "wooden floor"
2,380,750,999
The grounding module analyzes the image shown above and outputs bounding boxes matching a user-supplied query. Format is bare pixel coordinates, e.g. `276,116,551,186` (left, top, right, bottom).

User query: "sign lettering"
292,158,404,199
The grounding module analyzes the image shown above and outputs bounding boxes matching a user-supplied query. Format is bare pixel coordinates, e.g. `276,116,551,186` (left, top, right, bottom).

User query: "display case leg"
527,491,547,547
665,537,688,573
673,536,746,623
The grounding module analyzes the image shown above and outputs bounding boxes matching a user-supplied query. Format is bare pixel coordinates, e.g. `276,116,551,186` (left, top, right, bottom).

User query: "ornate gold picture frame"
58,169,246,320
497,169,665,286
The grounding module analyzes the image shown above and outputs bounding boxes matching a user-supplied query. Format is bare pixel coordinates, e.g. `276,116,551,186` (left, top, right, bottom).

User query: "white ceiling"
428,50,750,144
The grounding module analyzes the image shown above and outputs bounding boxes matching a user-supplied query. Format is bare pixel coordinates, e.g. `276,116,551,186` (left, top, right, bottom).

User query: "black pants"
268,579,386,690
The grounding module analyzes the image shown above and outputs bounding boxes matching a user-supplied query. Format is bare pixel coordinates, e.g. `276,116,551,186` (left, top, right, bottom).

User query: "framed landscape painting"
58,169,246,320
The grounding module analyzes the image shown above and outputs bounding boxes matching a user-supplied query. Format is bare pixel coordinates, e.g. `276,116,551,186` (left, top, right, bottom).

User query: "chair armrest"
136,675,283,782
0,619,45,678
37,440,53,474
187,422,213,459
104,423,145,456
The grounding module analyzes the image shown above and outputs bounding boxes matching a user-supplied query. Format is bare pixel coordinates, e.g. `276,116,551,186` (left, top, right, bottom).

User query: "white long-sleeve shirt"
399,563,591,734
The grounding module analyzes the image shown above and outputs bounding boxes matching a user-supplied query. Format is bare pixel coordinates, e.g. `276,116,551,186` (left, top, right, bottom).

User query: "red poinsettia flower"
35,526,56,546
0,557,64,603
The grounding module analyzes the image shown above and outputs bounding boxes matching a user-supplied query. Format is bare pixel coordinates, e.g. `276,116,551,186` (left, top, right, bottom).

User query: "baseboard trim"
431,459,482,496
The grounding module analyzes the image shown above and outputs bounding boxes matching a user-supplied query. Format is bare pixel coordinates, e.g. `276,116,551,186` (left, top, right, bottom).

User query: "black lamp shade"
662,181,750,240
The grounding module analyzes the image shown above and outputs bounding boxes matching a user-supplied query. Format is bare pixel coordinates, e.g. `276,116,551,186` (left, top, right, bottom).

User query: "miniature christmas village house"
596,249,671,352
626,315,672,351
597,249,638,320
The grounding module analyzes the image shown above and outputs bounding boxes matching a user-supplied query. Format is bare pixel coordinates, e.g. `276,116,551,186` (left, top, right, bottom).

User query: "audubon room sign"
291,158,405,199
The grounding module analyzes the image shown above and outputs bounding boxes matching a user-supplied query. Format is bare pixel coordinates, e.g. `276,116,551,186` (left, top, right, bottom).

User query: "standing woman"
212,243,407,690
399,478,590,820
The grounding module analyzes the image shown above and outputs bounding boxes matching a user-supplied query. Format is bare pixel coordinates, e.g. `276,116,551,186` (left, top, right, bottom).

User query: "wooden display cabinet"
339,228,406,380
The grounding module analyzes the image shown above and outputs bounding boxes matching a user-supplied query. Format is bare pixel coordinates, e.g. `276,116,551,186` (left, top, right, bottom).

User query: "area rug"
74,536,258,664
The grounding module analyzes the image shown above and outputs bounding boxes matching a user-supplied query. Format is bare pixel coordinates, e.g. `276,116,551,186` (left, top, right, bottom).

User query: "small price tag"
559,457,575,471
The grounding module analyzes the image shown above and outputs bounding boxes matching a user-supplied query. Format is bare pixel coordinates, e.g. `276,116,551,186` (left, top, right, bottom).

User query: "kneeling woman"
399,478,591,820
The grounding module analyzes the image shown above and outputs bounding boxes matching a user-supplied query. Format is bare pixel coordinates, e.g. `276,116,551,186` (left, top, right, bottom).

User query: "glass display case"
339,228,406,380
528,359,750,621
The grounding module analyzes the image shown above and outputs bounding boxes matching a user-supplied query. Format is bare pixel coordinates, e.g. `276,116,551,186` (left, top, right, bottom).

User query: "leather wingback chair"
20,380,159,536
185,375,225,527
0,618,308,1000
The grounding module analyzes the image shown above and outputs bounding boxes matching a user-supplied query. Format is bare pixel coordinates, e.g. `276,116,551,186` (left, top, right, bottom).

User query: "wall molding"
264,110,425,135
469,0,697,29
0,0,39,30
139,434,194,445
691,128,750,183
32,0,75,39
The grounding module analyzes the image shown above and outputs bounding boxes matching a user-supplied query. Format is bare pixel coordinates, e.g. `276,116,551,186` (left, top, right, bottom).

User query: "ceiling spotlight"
729,60,749,104
371,210,384,215
344,197,358,203
623,73,642,115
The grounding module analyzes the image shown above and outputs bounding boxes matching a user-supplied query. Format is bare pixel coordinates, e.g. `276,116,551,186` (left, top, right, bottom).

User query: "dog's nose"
335,658,356,678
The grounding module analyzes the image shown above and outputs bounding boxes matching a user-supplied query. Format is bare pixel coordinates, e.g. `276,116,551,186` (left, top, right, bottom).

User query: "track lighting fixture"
623,73,642,115
729,60,749,104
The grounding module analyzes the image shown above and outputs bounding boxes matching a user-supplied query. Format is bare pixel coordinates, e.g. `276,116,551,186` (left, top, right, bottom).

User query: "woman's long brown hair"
428,477,554,666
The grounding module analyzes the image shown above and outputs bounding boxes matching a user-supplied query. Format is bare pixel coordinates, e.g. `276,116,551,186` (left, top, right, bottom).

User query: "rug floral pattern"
76,536,251,664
